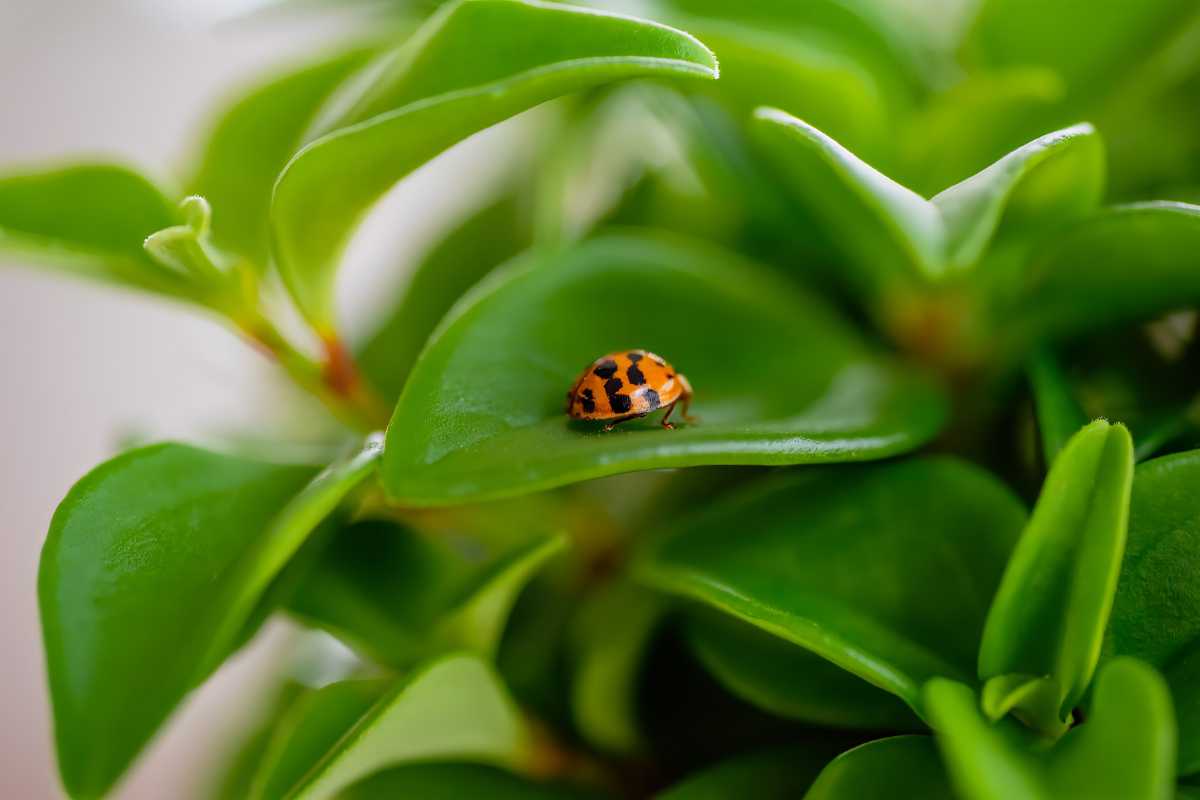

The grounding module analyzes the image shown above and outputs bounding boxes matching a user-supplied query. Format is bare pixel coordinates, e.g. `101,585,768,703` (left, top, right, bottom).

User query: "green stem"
235,311,388,433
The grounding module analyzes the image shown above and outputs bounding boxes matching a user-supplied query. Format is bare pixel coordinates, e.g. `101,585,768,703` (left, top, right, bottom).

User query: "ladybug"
566,349,693,431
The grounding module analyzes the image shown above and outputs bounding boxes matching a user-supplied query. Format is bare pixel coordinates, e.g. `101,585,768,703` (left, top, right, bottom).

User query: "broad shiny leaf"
287,520,565,666
381,232,946,504
926,658,1177,800
804,736,955,800
752,110,1101,297
39,438,380,798
568,580,666,754
1107,449,1200,775
676,22,890,162
1009,202,1200,346
0,164,189,297
270,0,718,330
898,68,1066,197
979,420,1133,732
639,457,1025,716
659,743,837,800
358,194,531,402
250,654,528,800
188,48,373,264
341,763,598,799
251,680,386,800
684,610,921,730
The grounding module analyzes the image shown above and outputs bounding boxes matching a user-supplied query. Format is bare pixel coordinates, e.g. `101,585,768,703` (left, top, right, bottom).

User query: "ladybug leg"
676,374,697,423
602,414,641,432
660,400,678,429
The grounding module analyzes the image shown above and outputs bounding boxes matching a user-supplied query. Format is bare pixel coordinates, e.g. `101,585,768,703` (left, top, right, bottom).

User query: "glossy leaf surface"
804,736,955,800
1107,450,1200,774
39,438,380,798
927,658,1177,800
1010,202,1200,346
659,744,837,800
569,580,665,754
382,233,946,504
0,164,187,297
251,680,386,800
253,654,528,800
751,110,1101,297
287,520,565,666
358,195,531,402
188,48,372,264
684,610,921,730
270,0,718,329
979,421,1133,731
639,457,1025,716
40,445,312,797
341,763,597,799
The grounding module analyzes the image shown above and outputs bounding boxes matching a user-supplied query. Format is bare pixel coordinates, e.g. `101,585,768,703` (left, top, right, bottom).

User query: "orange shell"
566,350,687,420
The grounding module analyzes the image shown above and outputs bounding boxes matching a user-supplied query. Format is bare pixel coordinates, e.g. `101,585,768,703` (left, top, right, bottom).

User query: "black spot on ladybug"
627,362,646,385
580,387,596,413
641,388,661,410
604,377,631,413
627,352,643,362
593,359,618,379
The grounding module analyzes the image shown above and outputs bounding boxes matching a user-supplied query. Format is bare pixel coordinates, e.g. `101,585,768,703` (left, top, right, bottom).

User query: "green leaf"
208,682,307,800
1107,449,1200,775
658,744,838,800
803,736,955,800
270,0,718,331
1027,347,1089,466
1029,330,1200,464
684,610,921,730
926,658,1177,800
966,0,1196,100
251,680,387,800
39,437,381,798
751,108,942,293
978,420,1133,733
357,194,531,402
250,654,529,800
675,21,891,162
1007,202,1200,347
287,520,565,666
898,68,1066,197
568,580,666,754
187,47,373,264
751,110,1102,298
661,0,947,95
381,232,946,505
0,164,190,297
929,124,1103,271
140,195,250,311
639,457,1026,717
340,763,598,800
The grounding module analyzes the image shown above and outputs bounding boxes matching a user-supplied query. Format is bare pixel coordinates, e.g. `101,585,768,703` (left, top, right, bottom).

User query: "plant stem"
235,311,389,432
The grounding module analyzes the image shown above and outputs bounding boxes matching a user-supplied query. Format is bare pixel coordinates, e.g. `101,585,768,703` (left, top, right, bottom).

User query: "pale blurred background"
0,1,522,795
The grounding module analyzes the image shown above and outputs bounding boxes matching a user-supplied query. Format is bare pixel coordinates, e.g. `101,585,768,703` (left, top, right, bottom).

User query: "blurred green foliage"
5,0,1200,797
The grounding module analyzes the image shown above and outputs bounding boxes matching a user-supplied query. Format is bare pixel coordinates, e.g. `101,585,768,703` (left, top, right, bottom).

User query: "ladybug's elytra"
566,349,693,431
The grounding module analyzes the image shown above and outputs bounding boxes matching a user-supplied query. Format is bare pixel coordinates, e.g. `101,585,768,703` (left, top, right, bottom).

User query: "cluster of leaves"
7,0,1200,797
